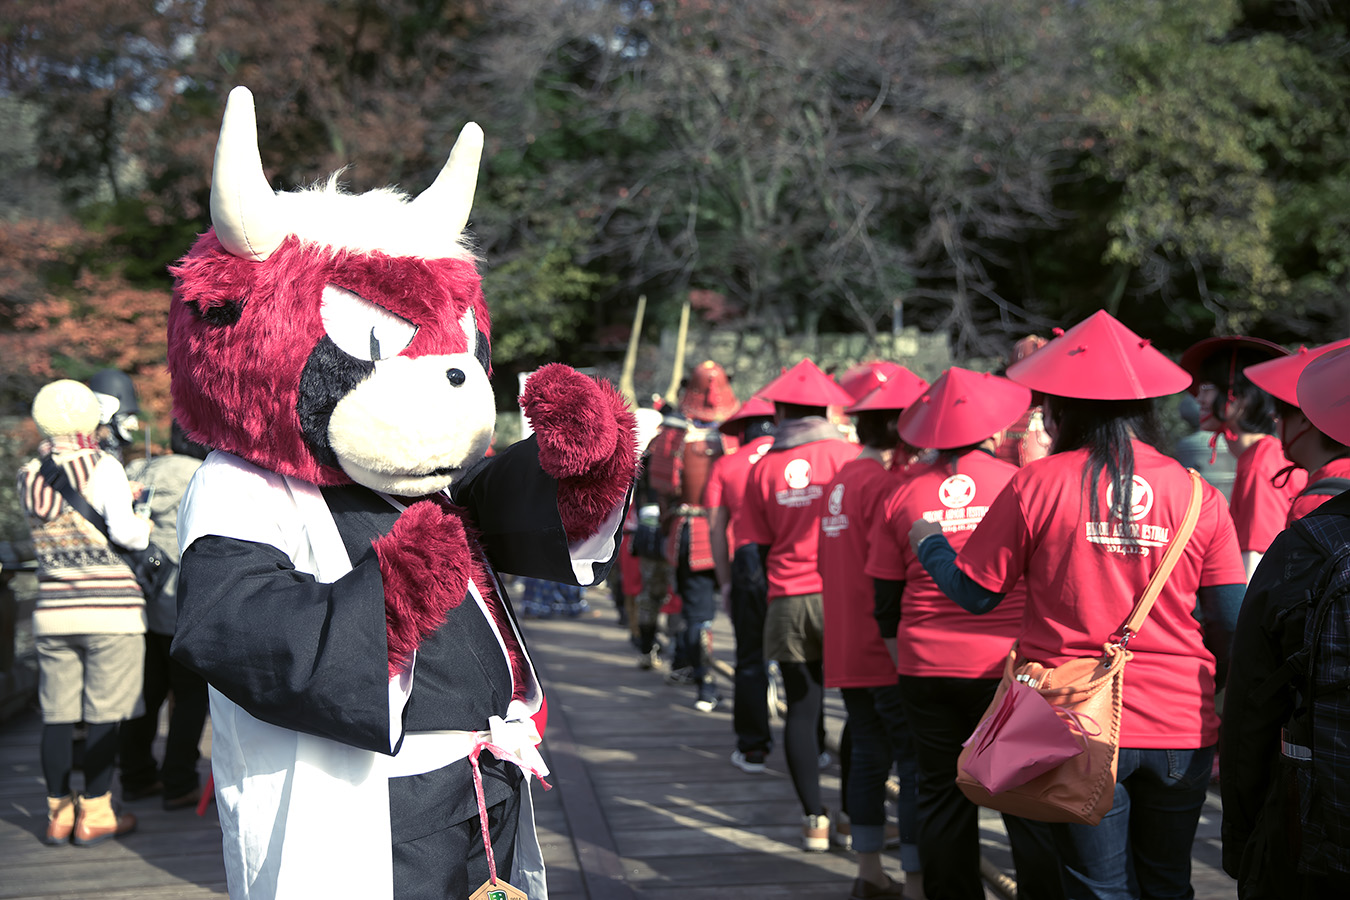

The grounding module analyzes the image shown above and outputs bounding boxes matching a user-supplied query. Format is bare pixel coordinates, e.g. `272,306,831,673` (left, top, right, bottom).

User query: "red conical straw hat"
758,358,856,407
1245,337,1350,407
845,367,930,413
1005,309,1191,400
1179,336,1288,395
836,361,904,403
718,394,776,434
897,368,1031,449
1298,345,1350,446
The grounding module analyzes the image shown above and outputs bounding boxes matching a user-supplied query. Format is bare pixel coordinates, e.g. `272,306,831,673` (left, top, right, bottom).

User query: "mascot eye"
320,285,419,362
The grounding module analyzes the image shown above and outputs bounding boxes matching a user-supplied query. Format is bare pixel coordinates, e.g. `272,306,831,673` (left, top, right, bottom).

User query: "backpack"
1299,476,1350,500
1278,511,1350,876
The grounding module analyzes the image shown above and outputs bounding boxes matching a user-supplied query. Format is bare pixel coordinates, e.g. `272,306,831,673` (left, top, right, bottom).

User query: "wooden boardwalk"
1,594,1238,898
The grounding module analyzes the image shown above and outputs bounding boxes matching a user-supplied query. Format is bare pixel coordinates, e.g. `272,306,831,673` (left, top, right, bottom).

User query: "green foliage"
481,216,614,364
1066,0,1350,333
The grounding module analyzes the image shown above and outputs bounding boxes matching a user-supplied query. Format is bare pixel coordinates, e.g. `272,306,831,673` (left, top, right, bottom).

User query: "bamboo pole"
618,294,646,408
664,299,691,406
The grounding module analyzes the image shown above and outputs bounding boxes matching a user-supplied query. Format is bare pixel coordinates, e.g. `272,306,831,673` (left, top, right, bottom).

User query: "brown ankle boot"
73,792,137,846
45,795,75,845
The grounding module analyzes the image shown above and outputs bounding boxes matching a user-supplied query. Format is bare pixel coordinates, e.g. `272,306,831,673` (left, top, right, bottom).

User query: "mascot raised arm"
167,87,638,900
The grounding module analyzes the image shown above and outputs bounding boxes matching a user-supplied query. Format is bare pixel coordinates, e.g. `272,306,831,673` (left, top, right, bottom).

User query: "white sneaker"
729,749,767,773
832,810,852,849
802,812,830,852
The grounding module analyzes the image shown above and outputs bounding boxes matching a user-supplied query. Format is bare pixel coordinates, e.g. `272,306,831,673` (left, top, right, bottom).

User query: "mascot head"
168,86,494,497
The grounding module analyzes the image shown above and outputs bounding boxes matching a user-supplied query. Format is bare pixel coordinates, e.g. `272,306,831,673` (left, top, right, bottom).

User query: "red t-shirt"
1229,434,1305,554
955,442,1245,748
703,435,775,551
819,457,903,688
866,451,1027,680
739,436,859,599
1286,456,1350,526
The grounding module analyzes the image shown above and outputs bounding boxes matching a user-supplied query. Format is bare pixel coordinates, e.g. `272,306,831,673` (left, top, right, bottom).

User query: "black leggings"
42,721,119,798
779,659,825,817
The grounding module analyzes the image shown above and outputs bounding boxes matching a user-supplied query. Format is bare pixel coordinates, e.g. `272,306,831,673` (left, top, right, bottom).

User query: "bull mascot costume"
167,87,638,900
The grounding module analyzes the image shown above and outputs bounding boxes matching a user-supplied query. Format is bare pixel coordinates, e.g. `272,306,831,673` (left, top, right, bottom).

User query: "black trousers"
729,544,771,754
392,786,521,900
119,631,209,798
898,674,1065,900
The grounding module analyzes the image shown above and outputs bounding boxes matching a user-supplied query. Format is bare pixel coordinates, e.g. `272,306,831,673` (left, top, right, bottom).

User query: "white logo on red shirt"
1086,475,1168,555
938,474,976,509
1105,476,1154,521
828,484,845,515
784,458,812,489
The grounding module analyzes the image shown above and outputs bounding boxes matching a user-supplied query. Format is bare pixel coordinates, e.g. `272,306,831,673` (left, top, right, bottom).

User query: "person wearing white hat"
17,379,152,847
1222,344,1350,898
910,311,1247,900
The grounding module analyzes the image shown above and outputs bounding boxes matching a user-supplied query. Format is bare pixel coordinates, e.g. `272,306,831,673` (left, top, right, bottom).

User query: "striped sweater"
17,444,148,636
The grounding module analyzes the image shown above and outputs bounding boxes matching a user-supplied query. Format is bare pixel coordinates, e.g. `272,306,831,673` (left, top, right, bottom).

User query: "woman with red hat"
1244,338,1350,525
1181,336,1306,579
818,368,928,899
738,358,859,853
705,394,778,772
909,310,1247,900
1222,344,1350,897
867,367,1063,900
994,335,1054,468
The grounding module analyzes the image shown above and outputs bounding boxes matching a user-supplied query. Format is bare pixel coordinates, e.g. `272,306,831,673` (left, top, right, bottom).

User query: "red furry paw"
521,364,625,479
520,366,639,542
374,500,474,676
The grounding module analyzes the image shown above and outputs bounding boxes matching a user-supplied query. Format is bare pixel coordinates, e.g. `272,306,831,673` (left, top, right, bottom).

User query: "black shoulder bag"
38,456,176,603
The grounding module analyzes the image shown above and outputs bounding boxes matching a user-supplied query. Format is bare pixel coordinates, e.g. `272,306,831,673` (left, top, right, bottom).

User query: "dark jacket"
1222,490,1350,898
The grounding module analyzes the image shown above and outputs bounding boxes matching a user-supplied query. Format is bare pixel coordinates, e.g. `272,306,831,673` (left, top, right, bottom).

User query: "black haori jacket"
171,438,624,900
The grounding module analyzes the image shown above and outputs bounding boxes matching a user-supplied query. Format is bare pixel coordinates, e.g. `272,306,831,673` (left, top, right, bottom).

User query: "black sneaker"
120,781,163,802
665,666,696,685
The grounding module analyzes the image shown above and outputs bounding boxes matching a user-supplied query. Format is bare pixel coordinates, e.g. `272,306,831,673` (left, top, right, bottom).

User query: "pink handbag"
960,678,1097,794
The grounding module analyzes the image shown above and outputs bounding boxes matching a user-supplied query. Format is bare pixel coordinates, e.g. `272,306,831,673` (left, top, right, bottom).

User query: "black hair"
738,417,776,441
1272,398,1347,454
853,410,900,450
935,441,988,471
1199,348,1278,435
1045,395,1165,527
170,420,212,460
775,401,827,420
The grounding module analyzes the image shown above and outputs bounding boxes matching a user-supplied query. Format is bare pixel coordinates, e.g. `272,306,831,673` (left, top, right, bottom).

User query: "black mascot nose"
447,368,467,387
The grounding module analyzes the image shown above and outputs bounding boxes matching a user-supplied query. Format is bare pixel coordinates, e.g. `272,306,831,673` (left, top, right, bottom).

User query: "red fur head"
168,88,496,496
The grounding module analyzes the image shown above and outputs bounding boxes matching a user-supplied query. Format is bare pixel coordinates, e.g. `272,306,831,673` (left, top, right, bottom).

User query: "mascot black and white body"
167,87,638,900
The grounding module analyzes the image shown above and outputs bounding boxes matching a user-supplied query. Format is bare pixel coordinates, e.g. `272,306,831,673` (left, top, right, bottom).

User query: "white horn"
210,86,286,261
411,122,483,238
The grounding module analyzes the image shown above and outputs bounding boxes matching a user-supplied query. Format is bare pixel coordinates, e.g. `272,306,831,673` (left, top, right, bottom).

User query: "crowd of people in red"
617,310,1350,900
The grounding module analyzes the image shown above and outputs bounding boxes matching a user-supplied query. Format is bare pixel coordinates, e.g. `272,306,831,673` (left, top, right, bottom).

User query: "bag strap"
37,455,144,572
38,455,112,537
1113,469,1204,647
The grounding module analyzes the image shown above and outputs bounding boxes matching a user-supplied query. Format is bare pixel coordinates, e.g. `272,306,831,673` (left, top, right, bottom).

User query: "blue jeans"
676,524,718,685
1052,745,1215,900
840,683,921,871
